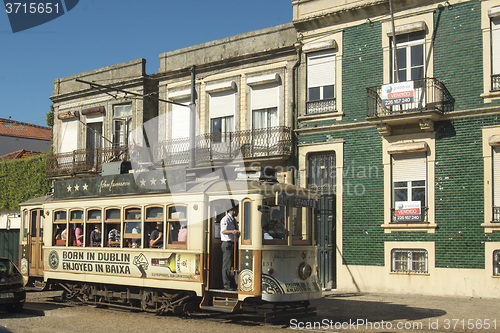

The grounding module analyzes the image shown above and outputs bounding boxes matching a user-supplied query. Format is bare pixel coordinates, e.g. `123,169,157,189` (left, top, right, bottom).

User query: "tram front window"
291,206,313,245
261,203,287,244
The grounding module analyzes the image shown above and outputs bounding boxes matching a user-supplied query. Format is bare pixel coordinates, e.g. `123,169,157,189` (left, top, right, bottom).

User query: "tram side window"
70,210,83,246
124,207,141,248
105,208,121,247
23,210,28,240
87,209,102,247
167,205,187,248
53,210,67,246
242,200,252,245
291,207,312,245
261,200,287,244
145,206,164,248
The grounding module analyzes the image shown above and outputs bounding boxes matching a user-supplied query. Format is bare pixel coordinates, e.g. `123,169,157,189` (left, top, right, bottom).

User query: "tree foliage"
0,155,51,210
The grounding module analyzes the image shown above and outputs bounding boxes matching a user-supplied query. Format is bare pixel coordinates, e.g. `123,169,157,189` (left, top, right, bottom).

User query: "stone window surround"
481,0,500,102
482,126,500,233
385,241,434,276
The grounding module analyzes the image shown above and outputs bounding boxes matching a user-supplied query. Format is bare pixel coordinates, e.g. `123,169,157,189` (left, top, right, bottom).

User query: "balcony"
366,78,454,134
46,126,292,178
493,206,500,222
306,98,336,115
492,74,500,92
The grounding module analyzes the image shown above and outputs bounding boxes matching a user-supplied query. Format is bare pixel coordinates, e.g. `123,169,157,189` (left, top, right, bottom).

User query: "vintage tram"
19,166,321,315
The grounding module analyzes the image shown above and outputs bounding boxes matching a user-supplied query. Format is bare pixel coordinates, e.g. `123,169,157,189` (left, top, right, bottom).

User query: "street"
1,290,499,332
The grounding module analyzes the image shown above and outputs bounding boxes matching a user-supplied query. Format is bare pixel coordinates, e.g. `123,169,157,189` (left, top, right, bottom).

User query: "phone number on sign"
5,2,60,14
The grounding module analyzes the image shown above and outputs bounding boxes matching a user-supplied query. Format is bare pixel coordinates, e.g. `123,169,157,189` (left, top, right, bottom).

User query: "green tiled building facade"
295,0,500,296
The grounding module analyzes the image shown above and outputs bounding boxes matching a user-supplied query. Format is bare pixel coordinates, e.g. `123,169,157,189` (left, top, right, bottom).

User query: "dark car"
0,258,26,313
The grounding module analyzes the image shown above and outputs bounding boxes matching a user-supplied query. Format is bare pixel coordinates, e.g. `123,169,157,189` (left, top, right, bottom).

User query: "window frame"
53,209,68,246
391,248,428,274
481,1,500,101
166,204,188,249
382,14,433,86
112,103,132,147
382,134,436,233
123,206,142,248
390,31,426,83
494,250,500,276
241,199,252,246
262,198,288,246
482,126,500,232
291,206,313,246
104,207,122,247
391,153,427,224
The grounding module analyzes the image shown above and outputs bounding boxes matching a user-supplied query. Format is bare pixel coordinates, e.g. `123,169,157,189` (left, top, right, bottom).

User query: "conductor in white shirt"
220,206,239,291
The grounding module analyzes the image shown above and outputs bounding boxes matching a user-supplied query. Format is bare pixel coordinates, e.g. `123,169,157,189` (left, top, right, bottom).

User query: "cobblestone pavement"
304,291,500,332
1,290,499,332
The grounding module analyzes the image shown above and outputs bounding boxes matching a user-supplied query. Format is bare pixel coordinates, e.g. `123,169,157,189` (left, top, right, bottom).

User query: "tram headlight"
298,262,312,280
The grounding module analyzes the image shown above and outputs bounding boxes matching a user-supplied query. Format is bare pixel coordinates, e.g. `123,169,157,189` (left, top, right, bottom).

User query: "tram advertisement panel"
45,249,201,281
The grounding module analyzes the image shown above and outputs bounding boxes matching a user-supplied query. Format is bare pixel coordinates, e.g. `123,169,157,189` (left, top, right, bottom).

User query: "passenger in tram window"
90,224,101,246
149,222,163,248
75,224,84,246
131,226,140,248
61,228,67,241
177,221,187,242
54,225,65,245
108,224,121,247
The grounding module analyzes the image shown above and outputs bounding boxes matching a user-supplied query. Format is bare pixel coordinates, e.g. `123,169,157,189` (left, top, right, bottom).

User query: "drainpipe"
292,40,302,186
389,0,400,82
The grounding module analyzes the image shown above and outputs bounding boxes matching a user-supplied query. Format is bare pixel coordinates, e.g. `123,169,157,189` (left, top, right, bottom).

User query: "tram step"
200,292,241,313
199,305,238,313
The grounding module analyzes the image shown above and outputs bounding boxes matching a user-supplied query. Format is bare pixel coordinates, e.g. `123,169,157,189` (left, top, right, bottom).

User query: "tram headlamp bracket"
298,262,312,280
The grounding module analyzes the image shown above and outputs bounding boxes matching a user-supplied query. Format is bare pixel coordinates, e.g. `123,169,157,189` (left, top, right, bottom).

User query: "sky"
0,0,292,127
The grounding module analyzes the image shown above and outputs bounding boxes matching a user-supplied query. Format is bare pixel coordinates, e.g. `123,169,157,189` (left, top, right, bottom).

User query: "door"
0,229,20,263
87,122,103,168
28,209,44,276
317,194,336,289
207,199,239,290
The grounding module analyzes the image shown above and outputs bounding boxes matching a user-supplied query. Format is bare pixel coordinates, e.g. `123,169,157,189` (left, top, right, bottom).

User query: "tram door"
28,209,44,276
318,194,336,289
207,199,238,290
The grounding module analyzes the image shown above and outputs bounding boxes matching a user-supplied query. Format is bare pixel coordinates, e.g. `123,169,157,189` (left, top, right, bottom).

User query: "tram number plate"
0,292,14,298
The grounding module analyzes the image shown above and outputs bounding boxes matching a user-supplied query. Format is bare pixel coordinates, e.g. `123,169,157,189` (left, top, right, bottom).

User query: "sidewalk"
301,291,500,332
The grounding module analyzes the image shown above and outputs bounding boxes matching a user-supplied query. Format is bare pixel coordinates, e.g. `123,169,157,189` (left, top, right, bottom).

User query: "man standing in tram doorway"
220,205,239,291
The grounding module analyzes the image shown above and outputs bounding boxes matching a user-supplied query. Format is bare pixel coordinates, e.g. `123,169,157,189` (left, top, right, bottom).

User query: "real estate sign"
395,201,422,222
381,81,414,106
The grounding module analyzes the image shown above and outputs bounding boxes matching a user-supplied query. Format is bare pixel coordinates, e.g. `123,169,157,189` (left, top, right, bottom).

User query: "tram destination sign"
54,169,186,199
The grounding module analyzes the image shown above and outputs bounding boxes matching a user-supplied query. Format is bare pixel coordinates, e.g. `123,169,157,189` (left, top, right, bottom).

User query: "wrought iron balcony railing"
306,97,336,115
366,78,454,118
46,126,292,177
492,74,500,92
46,146,129,177
492,206,500,222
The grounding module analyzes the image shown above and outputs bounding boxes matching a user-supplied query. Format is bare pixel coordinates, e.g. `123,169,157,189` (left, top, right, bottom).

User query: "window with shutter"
59,119,78,153
209,90,235,143
392,152,427,223
493,147,500,221
171,99,190,141
306,50,336,114
492,16,500,90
